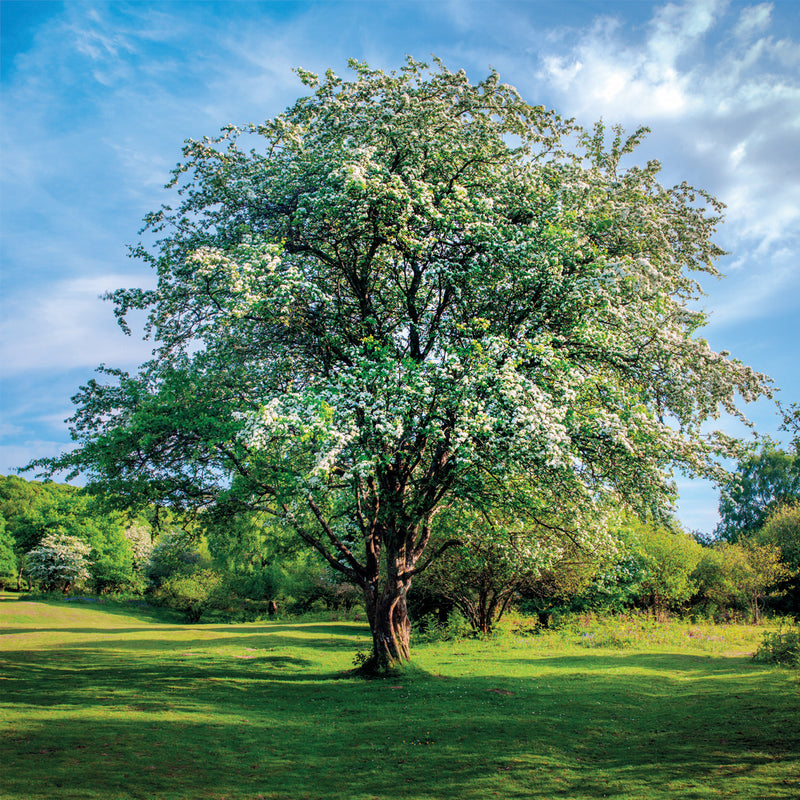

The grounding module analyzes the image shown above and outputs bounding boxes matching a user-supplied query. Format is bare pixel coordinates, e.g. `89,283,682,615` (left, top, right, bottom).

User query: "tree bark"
362,566,412,672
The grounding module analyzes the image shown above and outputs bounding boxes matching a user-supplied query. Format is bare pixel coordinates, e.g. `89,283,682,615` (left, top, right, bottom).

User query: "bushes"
0,518,17,589
280,567,361,614
692,541,789,623
152,568,228,622
753,625,800,668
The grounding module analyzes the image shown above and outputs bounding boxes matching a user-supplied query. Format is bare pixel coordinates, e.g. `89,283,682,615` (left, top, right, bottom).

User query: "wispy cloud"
0,275,155,375
530,0,800,333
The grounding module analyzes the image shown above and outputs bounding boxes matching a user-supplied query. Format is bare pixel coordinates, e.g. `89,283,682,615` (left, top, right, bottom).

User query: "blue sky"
1,0,798,534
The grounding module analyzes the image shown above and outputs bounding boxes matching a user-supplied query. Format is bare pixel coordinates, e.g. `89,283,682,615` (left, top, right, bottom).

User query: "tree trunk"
363,577,411,672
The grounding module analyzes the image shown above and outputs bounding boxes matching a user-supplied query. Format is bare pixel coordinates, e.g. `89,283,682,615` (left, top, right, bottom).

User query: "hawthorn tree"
24,533,91,593
36,58,768,670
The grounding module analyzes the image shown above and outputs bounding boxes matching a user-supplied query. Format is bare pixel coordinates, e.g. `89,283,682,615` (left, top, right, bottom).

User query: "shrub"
146,530,208,588
694,541,788,623
753,625,800,668
411,610,472,643
152,568,227,622
0,518,17,589
756,502,800,614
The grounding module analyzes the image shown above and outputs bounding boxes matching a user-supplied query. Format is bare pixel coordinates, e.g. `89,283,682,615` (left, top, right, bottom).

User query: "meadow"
1,594,798,800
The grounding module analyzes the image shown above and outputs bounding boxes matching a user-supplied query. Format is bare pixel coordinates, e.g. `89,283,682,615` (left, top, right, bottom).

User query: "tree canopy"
34,57,769,669
716,445,800,541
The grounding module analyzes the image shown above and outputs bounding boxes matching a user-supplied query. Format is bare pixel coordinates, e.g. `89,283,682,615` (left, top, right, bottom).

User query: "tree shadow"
3,645,798,800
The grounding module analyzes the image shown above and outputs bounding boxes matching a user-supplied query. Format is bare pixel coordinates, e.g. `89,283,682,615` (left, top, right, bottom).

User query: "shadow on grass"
4,622,367,640
3,640,799,800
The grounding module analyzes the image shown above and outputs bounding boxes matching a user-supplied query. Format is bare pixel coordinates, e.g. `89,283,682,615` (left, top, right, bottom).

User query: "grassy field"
1,595,798,800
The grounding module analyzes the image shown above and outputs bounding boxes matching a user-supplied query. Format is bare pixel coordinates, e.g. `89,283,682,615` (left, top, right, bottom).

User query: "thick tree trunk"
363,577,412,672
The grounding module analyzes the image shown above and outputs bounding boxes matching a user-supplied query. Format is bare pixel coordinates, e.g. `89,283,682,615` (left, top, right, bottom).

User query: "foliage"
24,532,92,592
151,568,226,622
694,540,789,623
281,567,362,613
716,445,800,541
32,58,769,669
145,529,208,588
779,401,800,454
562,515,702,616
204,510,299,602
419,502,611,632
124,522,153,570
0,474,140,593
122,521,153,592
628,521,703,615
755,501,800,614
753,624,800,668
517,552,609,624
411,608,473,643
0,517,17,588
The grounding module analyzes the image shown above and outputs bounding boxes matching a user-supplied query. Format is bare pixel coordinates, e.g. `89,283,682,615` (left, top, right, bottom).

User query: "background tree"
779,402,800,453
0,475,138,593
0,517,17,589
1,475,46,589
418,503,608,633
755,502,800,614
694,541,788,623
628,521,703,617
145,529,208,588
716,445,800,541
24,533,92,593
33,58,768,670
124,521,154,592
557,514,701,617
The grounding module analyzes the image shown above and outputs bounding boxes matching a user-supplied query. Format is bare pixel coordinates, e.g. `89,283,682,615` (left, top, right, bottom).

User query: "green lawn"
1,595,798,800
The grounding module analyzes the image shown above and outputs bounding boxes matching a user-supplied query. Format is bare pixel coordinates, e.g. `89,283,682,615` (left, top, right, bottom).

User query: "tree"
0,475,139,592
565,514,701,616
33,58,768,670
696,541,788,623
716,445,800,541
779,402,800,454
24,533,91,593
124,521,154,591
0,517,18,589
632,522,702,616
145,529,208,588
756,502,800,613
418,503,609,633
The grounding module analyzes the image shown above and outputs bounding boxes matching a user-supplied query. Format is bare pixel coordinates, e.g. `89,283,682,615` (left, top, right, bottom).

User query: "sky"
1,0,798,535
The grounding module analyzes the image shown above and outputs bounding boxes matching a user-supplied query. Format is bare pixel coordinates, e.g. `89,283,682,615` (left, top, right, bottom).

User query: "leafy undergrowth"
1,595,798,800
504,611,773,656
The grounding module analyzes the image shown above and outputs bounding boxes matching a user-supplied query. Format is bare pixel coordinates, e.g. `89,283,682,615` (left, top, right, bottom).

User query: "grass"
1,595,798,800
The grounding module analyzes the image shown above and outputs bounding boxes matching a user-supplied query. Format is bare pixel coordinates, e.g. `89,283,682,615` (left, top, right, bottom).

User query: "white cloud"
0,423,25,439
532,0,800,333
734,2,773,38
647,0,718,66
0,275,155,375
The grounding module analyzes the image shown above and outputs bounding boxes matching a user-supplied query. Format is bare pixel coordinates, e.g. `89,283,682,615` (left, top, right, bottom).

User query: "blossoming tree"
39,58,768,669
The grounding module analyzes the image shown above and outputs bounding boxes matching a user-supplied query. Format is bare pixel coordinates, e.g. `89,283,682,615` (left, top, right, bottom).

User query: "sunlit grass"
2,594,798,800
